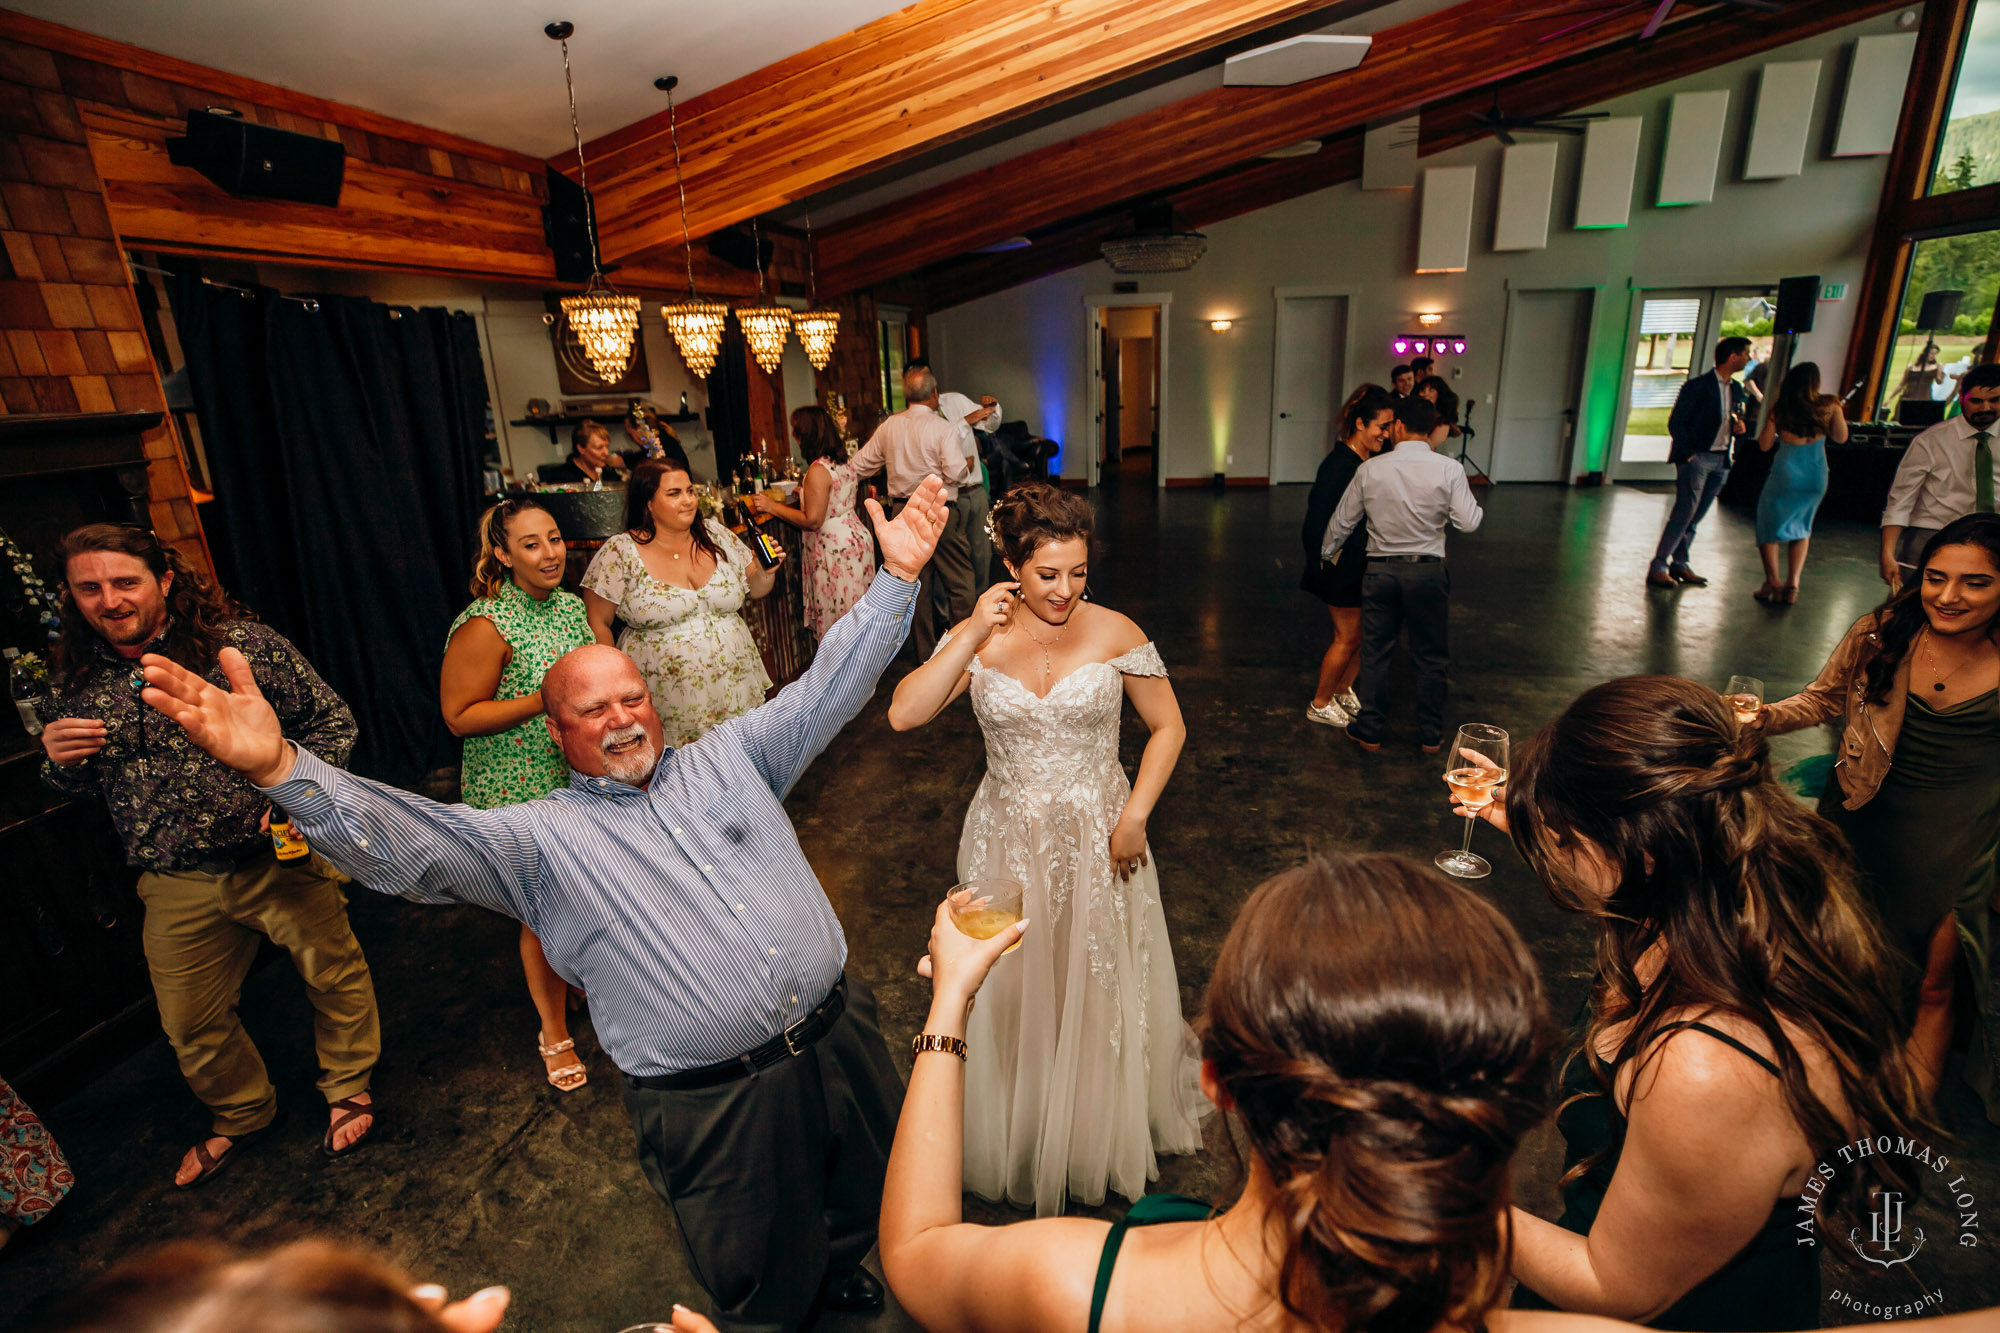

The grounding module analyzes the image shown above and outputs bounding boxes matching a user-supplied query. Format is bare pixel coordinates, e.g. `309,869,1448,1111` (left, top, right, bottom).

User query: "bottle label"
271,821,310,860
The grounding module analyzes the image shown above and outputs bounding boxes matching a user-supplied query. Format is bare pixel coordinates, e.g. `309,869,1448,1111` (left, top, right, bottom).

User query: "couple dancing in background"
891,482,1208,1217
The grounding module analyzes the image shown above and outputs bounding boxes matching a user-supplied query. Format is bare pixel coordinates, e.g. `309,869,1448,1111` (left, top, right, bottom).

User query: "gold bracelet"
911,1033,967,1062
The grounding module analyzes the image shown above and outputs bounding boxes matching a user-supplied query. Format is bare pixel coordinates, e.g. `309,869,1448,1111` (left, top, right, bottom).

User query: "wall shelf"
509,411,701,446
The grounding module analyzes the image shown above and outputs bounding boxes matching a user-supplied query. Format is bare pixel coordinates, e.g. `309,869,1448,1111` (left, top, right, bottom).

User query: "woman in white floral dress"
581,459,778,747
747,406,876,640
887,482,1206,1217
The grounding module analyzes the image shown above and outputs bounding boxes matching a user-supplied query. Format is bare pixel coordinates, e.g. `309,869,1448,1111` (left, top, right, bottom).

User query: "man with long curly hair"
38,524,379,1188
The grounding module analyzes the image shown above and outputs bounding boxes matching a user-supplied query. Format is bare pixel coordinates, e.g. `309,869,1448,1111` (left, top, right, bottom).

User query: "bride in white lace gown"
889,483,1206,1216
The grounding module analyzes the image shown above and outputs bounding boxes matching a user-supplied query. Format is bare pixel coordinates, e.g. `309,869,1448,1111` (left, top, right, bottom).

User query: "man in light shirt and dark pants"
926,365,1002,592
1322,395,1484,754
1881,362,2000,588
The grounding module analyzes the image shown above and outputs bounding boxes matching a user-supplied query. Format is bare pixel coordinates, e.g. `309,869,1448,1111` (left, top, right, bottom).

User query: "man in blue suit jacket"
1648,336,1753,588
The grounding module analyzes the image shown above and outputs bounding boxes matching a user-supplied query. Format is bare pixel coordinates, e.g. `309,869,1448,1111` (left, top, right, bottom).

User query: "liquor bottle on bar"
269,804,310,861
736,502,782,570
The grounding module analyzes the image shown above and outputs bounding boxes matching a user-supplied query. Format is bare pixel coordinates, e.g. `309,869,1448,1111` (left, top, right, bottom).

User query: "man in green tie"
1882,364,2000,589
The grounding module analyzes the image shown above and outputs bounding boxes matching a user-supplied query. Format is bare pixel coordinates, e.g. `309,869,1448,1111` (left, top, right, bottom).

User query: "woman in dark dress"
1459,676,1934,1328
1302,385,1395,728
1761,513,2000,1121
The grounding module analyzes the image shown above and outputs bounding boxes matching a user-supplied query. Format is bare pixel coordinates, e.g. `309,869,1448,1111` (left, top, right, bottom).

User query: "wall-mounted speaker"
707,227,775,273
1774,274,1820,334
543,167,596,284
165,109,344,206
1915,289,1964,332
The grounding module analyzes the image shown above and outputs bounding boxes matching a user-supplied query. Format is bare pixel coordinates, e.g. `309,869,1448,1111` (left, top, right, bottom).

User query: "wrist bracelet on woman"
911,1033,967,1062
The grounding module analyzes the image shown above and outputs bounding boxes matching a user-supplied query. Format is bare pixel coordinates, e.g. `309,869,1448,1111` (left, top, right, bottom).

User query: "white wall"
931,11,1908,483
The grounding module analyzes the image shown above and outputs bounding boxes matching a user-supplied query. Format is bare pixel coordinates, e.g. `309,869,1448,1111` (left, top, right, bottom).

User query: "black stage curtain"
169,274,488,786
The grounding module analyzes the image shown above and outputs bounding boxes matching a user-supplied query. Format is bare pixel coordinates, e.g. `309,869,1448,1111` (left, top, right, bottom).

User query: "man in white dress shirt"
1881,363,2000,588
849,366,980,656
1322,395,1483,753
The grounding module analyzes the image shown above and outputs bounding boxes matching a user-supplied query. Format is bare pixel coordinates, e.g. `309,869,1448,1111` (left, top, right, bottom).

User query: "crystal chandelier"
655,74,729,379
736,213,793,374
1099,203,1207,275
546,22,637,385
793,203,841,371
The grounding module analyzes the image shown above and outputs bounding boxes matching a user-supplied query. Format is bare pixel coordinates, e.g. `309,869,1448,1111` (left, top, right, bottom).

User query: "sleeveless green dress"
1088,1193,1216,1332
446,579,594,810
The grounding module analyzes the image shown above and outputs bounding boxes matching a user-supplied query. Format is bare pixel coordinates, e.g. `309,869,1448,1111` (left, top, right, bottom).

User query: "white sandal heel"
537,1033,588,1092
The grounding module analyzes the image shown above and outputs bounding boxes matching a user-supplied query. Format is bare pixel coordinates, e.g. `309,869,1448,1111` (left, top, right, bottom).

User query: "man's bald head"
542,644,666,786
903,366,938,405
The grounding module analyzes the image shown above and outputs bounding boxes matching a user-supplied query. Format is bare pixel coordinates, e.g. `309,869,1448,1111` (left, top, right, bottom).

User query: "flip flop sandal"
177,1111,286,1190
538,1034,589,1092
322,1095,377,1157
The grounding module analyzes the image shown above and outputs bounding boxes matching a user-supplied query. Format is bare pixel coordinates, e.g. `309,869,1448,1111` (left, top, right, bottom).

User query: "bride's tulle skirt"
956,780,1208,1217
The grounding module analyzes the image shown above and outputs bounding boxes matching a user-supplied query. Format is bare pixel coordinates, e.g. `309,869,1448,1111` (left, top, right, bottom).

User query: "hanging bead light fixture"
546,22,639,385
655,75,729,378
792,203,841,371
735,212,793,374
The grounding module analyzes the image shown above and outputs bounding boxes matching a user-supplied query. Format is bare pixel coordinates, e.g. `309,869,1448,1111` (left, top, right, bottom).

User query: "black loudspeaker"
1916,289,1964,332
543,167,596,284
1773,275,1819,334
165,109,344,206
707,226,775,273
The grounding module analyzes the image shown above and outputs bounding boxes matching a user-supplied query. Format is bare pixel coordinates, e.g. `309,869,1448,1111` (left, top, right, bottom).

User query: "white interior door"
1270,295,1347,483
1492,290,1591,482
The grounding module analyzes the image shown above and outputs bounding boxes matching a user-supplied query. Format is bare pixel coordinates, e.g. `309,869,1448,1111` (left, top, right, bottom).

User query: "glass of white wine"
1724,675,1764,727
1438,723,1509,880
947,878,1026,955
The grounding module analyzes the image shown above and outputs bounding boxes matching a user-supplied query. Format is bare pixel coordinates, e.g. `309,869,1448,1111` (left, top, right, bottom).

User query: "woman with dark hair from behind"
1301,385,1397,728
1455,675,1934,1326
1751,360,1846,603
1760,513,2000,1118
747,405,877,638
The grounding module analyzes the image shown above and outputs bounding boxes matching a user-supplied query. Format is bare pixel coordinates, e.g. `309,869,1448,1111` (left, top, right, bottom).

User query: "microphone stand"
1453,398,1489,484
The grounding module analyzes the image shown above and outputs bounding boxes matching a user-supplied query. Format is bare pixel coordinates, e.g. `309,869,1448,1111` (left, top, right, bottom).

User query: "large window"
1930,0,2000,195
1878,229,1999,420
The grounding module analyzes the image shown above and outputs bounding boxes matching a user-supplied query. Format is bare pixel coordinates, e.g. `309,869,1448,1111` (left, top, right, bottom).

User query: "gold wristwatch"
911,1033,967,1061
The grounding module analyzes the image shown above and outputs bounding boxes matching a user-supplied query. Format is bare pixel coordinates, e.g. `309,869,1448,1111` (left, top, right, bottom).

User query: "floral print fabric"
801,457,877,639
582,524,772,748
446,580,595,809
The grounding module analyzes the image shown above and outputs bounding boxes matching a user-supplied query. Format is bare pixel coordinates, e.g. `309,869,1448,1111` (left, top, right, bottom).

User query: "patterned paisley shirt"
38,620,357,871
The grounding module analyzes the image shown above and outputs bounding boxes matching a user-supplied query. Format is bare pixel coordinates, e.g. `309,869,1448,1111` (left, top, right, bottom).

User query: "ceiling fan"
1516,0,1782,43
1472,94,1608,145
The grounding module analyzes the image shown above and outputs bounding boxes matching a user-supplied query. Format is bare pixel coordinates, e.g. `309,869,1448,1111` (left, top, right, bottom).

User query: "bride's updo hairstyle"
989,480,1093,569
1201,854,1555,1330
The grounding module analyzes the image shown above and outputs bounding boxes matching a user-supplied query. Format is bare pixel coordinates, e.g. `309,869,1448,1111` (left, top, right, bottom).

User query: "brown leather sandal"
322,1095,376,1157
177,1112,285,1190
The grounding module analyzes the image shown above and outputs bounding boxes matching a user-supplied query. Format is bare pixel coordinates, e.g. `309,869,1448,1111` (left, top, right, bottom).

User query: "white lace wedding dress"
941,631,1207,1217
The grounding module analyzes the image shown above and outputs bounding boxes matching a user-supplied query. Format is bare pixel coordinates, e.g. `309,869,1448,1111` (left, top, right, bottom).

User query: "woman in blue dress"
1752,360,1846,604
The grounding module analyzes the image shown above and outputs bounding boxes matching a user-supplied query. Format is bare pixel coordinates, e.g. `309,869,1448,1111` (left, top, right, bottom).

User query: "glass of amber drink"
947,878,1026,954
1439,723,1510,880
1724,676,1764,727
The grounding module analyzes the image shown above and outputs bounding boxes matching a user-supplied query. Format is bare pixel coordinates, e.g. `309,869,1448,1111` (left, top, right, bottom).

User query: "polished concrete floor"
4,481,1996,1330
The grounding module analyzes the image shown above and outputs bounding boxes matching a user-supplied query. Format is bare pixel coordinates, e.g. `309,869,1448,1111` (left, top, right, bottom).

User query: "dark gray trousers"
1350,560,1451,747
888,495,976,660
622,977,905,1333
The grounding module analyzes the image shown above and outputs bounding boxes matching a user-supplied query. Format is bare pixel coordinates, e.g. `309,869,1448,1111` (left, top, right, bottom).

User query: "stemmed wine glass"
1724,675,1764,726
1438,723,1509,880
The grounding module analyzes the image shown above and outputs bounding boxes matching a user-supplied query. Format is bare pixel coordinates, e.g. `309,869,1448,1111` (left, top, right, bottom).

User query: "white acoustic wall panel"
1494,141,1559,251
1835,33,1917,157
1362,115,1420,189
1575,116,1642,228
1744,60,1821,178
1416,165,1476,273
1658,89,1730,204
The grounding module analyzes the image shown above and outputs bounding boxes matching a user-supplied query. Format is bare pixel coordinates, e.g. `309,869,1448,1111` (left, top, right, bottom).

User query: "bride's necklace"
1918,627,1979,693
1017,614,1069,683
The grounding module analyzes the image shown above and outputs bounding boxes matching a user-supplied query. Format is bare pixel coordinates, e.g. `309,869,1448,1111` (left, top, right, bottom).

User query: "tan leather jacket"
1760,614,1910,811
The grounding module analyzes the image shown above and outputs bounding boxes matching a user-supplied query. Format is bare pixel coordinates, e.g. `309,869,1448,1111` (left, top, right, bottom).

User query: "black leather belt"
623,975,848,1092
1368,554,1443,563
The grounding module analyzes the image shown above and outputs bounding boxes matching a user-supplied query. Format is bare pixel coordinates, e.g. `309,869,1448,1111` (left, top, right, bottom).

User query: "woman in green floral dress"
441,499,596,1091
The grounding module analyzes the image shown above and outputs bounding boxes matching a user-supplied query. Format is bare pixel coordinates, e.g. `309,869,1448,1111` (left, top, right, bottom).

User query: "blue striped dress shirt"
261,569,918,1076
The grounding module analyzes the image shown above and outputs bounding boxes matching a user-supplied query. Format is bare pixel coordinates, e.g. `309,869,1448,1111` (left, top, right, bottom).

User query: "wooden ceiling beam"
581,0,1356,263
916,0,1909,309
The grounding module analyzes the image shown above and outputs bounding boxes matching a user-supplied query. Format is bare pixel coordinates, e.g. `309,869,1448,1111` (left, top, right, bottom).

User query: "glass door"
1608,287,1774,481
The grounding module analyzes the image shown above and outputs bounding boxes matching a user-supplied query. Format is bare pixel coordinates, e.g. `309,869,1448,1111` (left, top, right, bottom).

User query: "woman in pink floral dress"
749,406,876,640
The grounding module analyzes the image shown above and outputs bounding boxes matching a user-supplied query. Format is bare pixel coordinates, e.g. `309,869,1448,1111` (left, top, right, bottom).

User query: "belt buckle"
782,1013,813,1057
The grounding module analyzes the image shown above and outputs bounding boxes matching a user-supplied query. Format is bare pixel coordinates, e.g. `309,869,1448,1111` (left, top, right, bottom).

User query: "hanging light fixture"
792,202,841,371
735,213,793,374
655,75,729,378
1099,202,1207,275
546,22,639,386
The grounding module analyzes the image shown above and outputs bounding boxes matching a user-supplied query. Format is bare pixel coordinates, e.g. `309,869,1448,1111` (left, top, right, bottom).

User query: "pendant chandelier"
655,75,729,378
546,22,639,385
736,213,793,375
792,203,841,371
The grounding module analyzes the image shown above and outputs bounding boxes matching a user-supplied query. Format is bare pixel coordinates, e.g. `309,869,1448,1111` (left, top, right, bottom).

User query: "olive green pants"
136,851,380,1136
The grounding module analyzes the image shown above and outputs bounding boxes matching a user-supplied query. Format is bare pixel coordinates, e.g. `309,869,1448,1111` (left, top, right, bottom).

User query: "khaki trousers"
136,851,381,1135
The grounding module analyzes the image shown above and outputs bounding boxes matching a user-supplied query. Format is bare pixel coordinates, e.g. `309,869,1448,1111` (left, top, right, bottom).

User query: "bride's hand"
1109,818,1149,881
967,582,1019,649
917,897,1028,1013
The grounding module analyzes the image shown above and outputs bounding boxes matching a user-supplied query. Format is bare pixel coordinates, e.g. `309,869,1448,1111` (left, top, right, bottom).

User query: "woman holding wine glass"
1453,675,1934,1327
746,405,876,640
887,481,1205,1217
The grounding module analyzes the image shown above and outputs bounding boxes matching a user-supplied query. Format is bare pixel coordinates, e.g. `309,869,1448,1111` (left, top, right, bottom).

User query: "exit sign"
1820,282,1848,301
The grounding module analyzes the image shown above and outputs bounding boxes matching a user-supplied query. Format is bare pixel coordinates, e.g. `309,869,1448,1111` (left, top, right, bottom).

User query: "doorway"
1269,290,1350,484
1491,289,1593,483
1084,293,1173,488
1608,286,1773,482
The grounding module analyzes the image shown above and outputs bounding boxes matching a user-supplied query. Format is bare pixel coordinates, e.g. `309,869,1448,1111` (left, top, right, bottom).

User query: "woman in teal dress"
1763,513,2000,1121
1752,360,1845,604
441,499,596,1092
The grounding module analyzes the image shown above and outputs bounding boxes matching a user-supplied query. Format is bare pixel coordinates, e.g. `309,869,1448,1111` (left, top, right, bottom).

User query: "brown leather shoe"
1670,567,1709,586
1347,730,1382,753
1646,571,1677,589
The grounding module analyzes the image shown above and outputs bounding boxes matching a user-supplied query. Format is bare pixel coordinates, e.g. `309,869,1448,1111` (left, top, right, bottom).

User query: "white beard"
600,724,660,786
